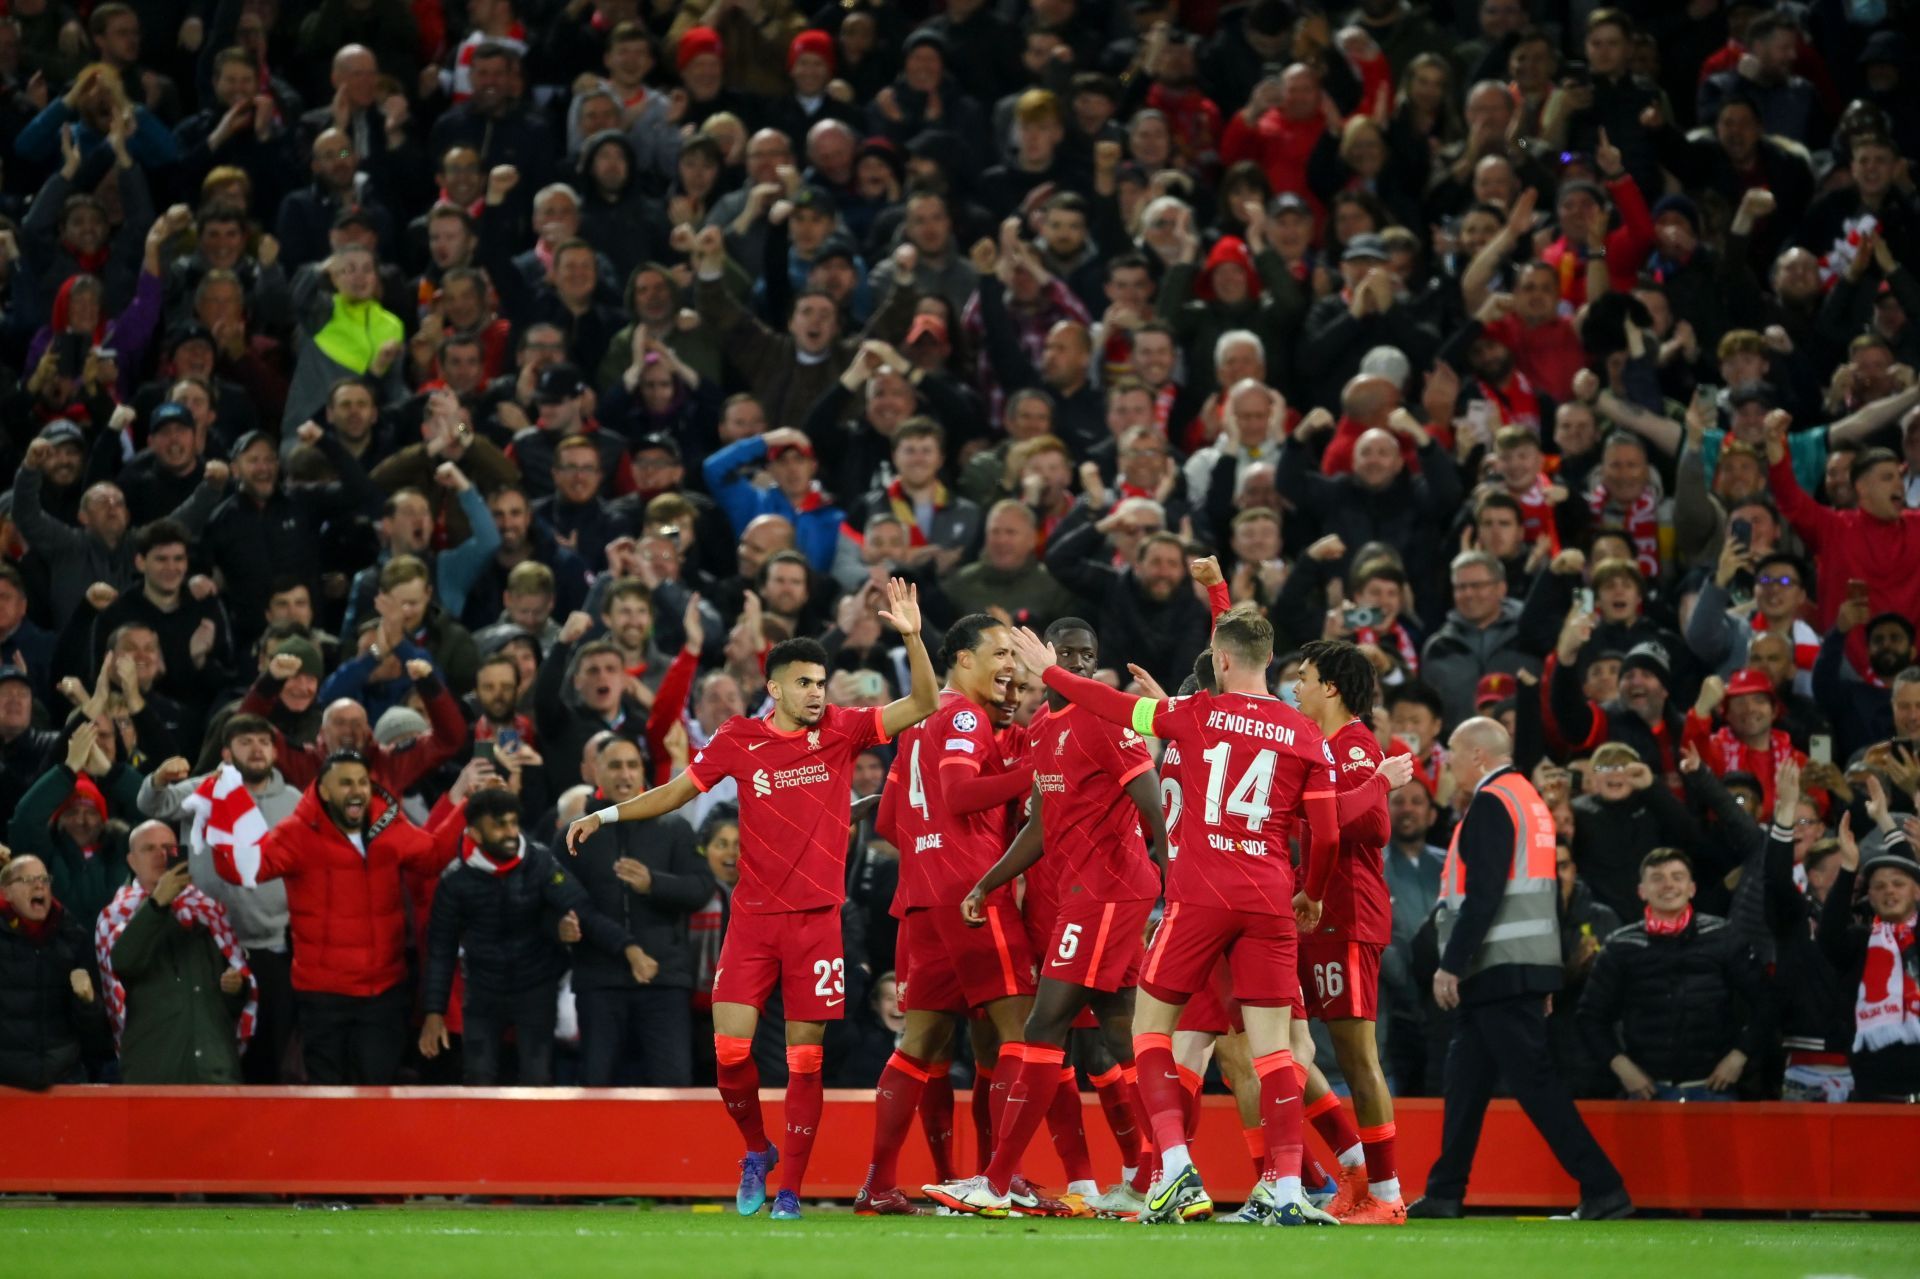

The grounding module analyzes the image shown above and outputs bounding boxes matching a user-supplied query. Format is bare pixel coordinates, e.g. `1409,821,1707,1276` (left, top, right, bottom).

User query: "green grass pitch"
6,1207,1918,1279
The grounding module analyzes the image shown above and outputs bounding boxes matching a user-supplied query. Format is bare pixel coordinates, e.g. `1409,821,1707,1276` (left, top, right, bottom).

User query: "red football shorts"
1141,901,1299,1009
1298,935,1382,1022
1040,895,1152,993
1175,955,1242,1035
712,905,846,1021
899,903,1037,1012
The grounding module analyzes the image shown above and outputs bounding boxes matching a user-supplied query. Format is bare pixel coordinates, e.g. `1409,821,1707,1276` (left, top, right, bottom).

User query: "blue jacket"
17,101,180,169
702,434,844,574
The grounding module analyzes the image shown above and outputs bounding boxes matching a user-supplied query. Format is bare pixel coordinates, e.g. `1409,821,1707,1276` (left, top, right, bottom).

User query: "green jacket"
109,896,246,1084
8,763,141,928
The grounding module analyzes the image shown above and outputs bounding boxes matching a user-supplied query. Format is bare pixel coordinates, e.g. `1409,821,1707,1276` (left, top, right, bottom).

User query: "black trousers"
242,947,295,1084
463,980,560,1086
1424,992,1624,1201
576,986,694,1086
295,983,410,1085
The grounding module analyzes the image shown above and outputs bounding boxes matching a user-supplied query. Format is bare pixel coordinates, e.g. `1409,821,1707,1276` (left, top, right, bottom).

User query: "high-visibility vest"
1436,767,1561,978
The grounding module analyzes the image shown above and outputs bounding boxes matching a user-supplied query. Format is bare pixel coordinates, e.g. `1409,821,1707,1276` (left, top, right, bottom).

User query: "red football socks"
1177,1063,1203,1144
984,1043,1065,1194
988,1042,1022,1143
1305,1091,1364,1165
714,1033,767,1152
1253,1049,1303,1182
1241,1125,1266,1180
1089,1063,1143,1169
970,1062,994,1171
919,1065,956,1182
866,1050,933,1193
1361,1121,1399,1185
1124,1065,1155,1192
780,1044,824,1195
1046,1064,1095,1188
1130,1033,1191,1160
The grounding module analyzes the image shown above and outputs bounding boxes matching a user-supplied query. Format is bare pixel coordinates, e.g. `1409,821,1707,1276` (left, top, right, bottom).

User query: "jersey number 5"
1199,742,1277,832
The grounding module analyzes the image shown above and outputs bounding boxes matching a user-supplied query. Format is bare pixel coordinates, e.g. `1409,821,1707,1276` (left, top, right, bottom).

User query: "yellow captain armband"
1131,698,1160,739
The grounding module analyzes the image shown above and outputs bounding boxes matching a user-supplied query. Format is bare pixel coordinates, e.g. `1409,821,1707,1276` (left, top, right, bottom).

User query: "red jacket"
1538,173,1654,305
218,784,465,997
1769,454,1920,629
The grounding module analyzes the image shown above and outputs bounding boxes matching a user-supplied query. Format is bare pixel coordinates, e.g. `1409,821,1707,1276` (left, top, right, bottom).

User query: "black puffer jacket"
1578,911,1770,1087
0,902,109,1090
1569,786,1707,926
569,813,717,992
422,841,628,1012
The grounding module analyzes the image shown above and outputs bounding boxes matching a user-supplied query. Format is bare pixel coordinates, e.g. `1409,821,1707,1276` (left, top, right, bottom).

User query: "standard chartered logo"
753,768,772,797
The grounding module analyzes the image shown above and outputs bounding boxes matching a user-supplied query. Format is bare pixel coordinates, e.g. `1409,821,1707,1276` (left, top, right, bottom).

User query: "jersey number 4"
907,739,930,819
1199,742,1277,832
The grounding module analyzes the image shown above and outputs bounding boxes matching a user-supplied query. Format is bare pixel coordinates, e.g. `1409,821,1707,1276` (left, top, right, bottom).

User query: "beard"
236,760,275,786
1871,649,1909,677
324,795,368,833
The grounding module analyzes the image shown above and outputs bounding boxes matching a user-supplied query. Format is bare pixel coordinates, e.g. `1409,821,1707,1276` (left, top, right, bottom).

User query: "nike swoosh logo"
1049,957,1074,967
824,997,844,1006
748,742,767,751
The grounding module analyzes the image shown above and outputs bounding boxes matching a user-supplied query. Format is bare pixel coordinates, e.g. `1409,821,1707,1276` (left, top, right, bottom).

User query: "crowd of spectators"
1,0,1917,1105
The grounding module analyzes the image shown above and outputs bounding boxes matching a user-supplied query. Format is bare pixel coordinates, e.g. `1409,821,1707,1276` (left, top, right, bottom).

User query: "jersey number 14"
1199,742,1277,832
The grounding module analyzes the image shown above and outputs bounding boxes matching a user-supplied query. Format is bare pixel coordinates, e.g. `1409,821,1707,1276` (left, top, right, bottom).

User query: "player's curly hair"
765,637,830,680
1298,639,1378,722
937,613,1003,673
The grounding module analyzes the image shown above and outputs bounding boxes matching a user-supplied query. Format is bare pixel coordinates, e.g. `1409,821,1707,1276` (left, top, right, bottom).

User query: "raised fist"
487,165,520,203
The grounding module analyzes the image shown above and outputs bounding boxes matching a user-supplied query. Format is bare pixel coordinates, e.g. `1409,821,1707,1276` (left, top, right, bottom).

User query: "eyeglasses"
7,874,51,888
1756,574,1797,588
1794,817,1823,829
553,463,601,475
325,148,354,160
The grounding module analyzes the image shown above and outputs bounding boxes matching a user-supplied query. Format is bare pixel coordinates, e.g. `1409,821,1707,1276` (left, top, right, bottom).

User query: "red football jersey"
927,687,1023,904
1150,689,1336,915
1017,706,1066,926
686,703,887,914
879,719,942,916
1036,702,1159,902
1309,718,1393,945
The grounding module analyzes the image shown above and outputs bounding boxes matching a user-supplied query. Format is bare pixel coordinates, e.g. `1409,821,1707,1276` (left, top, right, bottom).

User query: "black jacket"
1578,911,1769,1087
1043,505,1212,692
1569,786,1707,927
568,813,717,992
1276,433,1462,607
0,903,108,1090
423,841,623,1010
1763,826,1854,1057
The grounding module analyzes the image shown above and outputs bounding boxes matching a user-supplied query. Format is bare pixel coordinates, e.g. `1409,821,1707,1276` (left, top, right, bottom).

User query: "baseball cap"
1722,667,1777,705
790,185,838,217
536,363,587,403
813,233,858,265
1342,233,1389,263
0,667,30,689
1727,381,1778,410
1619,641,1672,686
1271,192,1310,218
163,322,215,356
767,434,812,459
37,419,85,448
150,402,195,432
906,313,950,346
1474,672,1516,709
632,432,681,461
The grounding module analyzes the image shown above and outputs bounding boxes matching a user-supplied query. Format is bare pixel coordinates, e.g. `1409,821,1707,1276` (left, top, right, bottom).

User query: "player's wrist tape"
595,806,621,825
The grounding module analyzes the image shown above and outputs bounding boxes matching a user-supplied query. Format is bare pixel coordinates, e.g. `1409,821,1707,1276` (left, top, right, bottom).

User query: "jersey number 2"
1199,742,1277,832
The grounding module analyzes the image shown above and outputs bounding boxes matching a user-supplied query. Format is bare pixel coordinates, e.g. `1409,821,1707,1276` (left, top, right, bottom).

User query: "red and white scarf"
1589,485,1661,577
1355,620,1420,675
1855,914,1920,1052
95,881,255,1049
1708,725,1799,812
1751,613,1820,673
184,764,273,887
463,833,525,878
1511,475,1562,553
1644,903,1693,937
1479,371,1542,432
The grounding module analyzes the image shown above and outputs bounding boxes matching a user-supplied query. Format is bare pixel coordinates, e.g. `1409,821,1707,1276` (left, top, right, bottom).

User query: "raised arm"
566,771,701,854
876,578,940,739
1010,626,1167,735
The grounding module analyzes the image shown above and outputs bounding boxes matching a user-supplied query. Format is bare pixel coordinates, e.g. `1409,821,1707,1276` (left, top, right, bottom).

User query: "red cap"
769,436,813,459
1474,672,1516,709
789,29,835,75
1724,667,1778,705
55,773,108,824
677,26,723,72
906,313,949,346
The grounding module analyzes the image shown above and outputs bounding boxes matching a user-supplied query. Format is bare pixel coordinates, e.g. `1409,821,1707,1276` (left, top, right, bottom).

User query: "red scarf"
1589,485,1661,577
1708,725,1799,812
1856,913,1920,1051
95,880,256,1048
1479,371,1542,431
1355,620,1419,675
885,477,948,547
1752,614,1819,673
1510,475,1561,553
462,833,524,878
0,897,62,944
1644,903,1694,936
